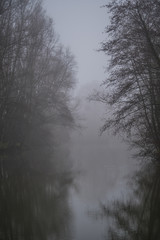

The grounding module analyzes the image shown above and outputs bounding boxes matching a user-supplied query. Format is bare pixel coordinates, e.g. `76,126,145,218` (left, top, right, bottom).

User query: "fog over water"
68,86,135,239
1,1,160,239
43,1,136,239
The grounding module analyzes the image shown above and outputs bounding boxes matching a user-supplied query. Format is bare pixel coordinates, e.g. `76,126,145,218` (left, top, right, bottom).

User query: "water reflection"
0,150,74,240
101,163,160,240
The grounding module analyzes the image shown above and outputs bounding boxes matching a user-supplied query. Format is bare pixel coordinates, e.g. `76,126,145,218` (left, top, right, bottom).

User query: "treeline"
0,1,76,238
0,0,76,153
94,1,160,238
94,0,160,161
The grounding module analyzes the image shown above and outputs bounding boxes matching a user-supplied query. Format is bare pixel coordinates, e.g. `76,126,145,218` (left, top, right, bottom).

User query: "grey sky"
44,0,108,94
43,0,110,142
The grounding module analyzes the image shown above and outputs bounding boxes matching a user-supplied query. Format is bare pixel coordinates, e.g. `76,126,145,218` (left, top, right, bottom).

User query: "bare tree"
95,0,160,160
0,0,76,150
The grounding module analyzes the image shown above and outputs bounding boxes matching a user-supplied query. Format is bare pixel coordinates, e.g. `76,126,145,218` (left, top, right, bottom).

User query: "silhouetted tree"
0,1,76,239
94,0,160,161
0,0,76,151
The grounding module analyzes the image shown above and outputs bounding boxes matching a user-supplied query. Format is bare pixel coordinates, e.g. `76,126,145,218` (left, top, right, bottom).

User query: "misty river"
1,126,159,240
0,130,134,240
0,99,136,240
68,99,136,240
0,98,160,240
1,0,160,239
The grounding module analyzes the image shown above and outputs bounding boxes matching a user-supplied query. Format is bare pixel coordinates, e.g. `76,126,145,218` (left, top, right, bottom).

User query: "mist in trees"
1,0,160,239
0,0,77,169
0,0,76,152
92,0,160,161
88,0,160,239
0,0,77,239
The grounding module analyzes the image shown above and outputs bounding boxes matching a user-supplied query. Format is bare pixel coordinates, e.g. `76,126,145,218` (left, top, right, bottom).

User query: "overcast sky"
44,0,108,94
43,0,111,144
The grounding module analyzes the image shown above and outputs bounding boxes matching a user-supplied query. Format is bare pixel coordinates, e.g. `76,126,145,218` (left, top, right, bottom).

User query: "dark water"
69,130,135,240
104,163,160,240
0,132,159,240
0,149,74,240
0,130,135,240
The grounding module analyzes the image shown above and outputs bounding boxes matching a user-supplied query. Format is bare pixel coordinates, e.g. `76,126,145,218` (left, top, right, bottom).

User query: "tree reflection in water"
101,163,160,240
0,150,74,240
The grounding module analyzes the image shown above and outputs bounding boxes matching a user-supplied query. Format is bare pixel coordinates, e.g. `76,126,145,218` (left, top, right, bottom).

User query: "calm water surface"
0,132,134,240
69,130,134,240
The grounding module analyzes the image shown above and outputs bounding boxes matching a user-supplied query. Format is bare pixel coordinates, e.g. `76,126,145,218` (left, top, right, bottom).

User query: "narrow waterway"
1,1,160,240
0,98,135,240
68,96,135,239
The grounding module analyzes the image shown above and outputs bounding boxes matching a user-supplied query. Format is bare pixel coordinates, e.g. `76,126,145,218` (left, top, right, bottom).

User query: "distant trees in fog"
94,0,160,161
0,0,76,151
